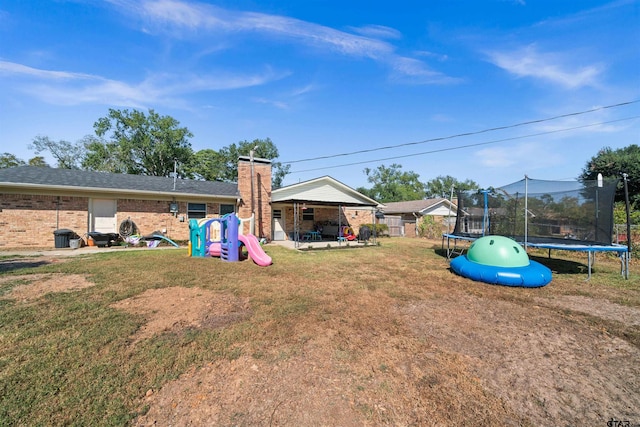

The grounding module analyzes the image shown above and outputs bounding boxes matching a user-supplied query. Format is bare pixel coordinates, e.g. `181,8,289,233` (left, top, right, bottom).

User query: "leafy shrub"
361,223,388,237
417,216,442,239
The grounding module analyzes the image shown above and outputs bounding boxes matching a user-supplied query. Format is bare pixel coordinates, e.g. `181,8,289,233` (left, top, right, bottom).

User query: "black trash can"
53,229,74,248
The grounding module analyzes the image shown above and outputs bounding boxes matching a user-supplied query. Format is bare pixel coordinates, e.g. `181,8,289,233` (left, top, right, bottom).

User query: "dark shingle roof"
0,166,239,198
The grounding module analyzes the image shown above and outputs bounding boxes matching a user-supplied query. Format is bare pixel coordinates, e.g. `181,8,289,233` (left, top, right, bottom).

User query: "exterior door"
91,199,117,233
272,209,285,240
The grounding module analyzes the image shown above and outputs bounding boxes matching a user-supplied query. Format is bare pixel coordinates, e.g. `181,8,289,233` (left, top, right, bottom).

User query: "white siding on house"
423,204,457,217
272,177,378,206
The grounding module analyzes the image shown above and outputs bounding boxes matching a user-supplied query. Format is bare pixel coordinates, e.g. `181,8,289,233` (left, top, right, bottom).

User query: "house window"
187,203,207,219
302,207,314,221
220,204,235,215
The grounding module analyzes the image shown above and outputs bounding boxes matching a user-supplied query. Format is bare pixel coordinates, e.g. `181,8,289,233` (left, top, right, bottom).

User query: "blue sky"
1,0,639,191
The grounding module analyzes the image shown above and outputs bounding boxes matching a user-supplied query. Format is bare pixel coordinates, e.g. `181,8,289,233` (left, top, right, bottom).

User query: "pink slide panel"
238,234,272,266
209,242,221,257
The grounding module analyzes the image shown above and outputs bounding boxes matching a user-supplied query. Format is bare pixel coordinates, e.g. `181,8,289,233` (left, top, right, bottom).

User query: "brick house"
381,198,457,237
0,158,381,247
0,156,270,247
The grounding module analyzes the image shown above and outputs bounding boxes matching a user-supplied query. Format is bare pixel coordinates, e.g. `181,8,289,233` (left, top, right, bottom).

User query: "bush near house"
361,223,388,237
417,216,442,239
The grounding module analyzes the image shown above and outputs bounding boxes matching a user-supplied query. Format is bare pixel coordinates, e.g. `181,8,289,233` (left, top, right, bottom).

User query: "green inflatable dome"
467,235,530,268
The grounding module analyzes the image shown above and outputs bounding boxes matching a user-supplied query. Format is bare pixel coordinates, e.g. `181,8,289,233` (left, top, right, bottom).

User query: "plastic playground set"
189,213,272,267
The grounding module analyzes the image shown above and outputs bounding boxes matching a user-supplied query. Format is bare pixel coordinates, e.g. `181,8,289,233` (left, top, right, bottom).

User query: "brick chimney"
237,156,272,239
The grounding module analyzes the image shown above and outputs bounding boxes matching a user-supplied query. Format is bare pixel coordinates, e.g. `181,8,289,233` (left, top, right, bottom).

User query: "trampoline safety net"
452,177,618,246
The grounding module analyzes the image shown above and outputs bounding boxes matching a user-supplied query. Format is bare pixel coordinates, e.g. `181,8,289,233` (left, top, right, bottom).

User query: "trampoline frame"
442,233,629,280
443,175,632,280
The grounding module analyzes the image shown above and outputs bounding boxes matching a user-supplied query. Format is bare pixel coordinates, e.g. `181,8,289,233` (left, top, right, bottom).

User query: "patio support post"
294,201,300,249
372,206,376,245
338,204,342,246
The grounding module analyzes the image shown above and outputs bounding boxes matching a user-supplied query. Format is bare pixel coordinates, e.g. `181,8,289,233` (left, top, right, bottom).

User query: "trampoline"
524,241,628,280
443,176,631,280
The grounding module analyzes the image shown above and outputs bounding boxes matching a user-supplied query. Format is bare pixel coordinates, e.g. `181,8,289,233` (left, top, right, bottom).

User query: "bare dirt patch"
131,282,640,426
402,292,640,425
535,295,640,326
0,273,95,301
135,289,524,426
110,287,250,345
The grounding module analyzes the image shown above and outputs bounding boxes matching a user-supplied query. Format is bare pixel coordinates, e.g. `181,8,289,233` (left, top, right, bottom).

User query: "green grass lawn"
0,239,637,425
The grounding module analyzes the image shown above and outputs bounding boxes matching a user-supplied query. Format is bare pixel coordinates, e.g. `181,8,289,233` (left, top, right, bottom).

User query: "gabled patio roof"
382,198,457,216
272,176,382,207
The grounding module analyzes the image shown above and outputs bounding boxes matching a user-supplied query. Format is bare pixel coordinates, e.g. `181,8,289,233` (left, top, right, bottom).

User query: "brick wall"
1,194,89,247
119,200,222,241
0,194,230,247
237,157,272,239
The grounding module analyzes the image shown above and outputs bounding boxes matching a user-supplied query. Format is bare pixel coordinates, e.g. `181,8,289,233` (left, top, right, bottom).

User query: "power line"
288,116,640,174
282,100,640,165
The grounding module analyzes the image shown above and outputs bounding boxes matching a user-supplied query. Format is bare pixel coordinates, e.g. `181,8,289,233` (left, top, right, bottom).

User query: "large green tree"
22,108,290,186
357,163,426,203
28,156,49,167
425,175,479,198
0,153,26,169
580,144,640,206
29,136,84,169
88,109,194,177
194,138,290,188
1,153,50,169
185,149,227,181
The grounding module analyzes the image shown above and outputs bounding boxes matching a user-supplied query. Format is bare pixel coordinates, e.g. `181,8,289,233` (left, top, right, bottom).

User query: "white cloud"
390,57,462,85
532,107,634,134
0,61,98,80
415,50,449,62
477,142,561,169
113,0,456,84
0,60,286,107
348,24,402,40
486,44,604,89
290,83,318,97
252,97,289,110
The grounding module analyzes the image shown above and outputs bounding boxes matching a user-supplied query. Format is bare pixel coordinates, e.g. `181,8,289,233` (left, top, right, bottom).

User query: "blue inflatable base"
450,255,552,287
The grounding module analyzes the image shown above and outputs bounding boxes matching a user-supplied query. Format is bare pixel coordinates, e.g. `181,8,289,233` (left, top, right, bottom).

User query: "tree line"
358,145,639,212
0,108,290,188
1,108,638,211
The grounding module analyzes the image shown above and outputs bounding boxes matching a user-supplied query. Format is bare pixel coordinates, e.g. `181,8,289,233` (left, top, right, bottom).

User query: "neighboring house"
381,198,457,237
0,158,382,248
0,156,271,247
271,176,383,241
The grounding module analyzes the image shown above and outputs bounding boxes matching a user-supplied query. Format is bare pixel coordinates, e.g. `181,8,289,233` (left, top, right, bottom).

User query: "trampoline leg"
622,252,629,280
588,251,592,280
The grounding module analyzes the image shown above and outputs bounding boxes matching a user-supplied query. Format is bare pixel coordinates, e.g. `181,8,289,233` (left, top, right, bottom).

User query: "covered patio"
270,176,383,249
